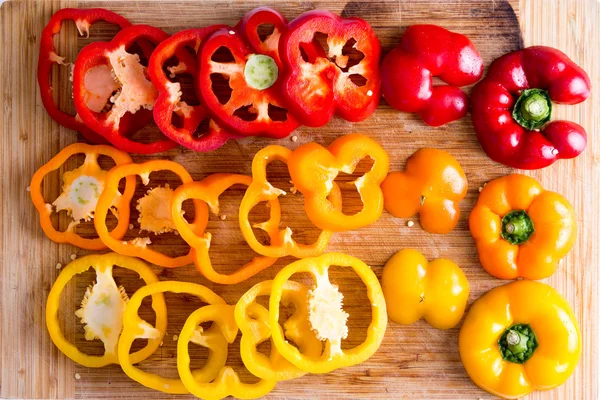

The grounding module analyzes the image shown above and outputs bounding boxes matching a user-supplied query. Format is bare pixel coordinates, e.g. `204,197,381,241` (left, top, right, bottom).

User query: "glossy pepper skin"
279,10,381,127
196,8,300,138
30,143,135,250
471,46,591,169
459,280,581,399
73,25,178,154
382,249,469,330
469,174,576,280
46,253,166,367
381,148,468,234
269,253,387,374
38,8,131,144
178,304,276,400
288,134,389,231
148,26,235,152
118,281,226,394
381,25,483,126
171,173,279,284
239,145,342,258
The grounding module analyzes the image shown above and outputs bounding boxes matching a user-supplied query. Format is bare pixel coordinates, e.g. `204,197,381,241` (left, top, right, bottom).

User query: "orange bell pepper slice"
381,148,468,234
239,145,342,258
95,160,208,267
288,133,389,231
30,143,135,250
171,173,279,284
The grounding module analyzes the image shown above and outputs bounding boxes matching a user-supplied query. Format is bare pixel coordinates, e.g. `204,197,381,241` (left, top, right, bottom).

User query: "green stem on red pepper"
512,88,552,130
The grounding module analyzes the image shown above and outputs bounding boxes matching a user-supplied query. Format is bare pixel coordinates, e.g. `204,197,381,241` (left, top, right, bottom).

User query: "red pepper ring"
38,8,132,144
279,10,382,127
237,7,288,66
196,26,301,138
148,27,237,152
471,46,591,169
171,173,279,284
73,25,178,154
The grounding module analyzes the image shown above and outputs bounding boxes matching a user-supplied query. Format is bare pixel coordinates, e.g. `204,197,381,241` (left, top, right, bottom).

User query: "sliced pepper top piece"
171,173,278,284
269,253,387,374
46,253,166,368
279,10,381,127
239,145,342,258
30,143,135,250
288,134,389,232
94,160,208,268
37,8,132,144
178,304,276,400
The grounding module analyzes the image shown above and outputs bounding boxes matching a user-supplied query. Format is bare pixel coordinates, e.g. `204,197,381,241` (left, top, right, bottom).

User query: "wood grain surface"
0,0,598,399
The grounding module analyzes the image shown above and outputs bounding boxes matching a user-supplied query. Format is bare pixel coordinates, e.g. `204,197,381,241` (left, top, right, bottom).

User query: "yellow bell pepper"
459,280,581,399
269,252,387,374
178,304,276,400
382,249,469,329
46,253,166,367
234,280,322,381
117,281,226,394
469,174,576,279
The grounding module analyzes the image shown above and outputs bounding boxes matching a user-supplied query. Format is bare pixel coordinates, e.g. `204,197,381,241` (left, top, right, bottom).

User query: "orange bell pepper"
95,160,208,268
171,173,279,284
239,145,342,258
288,134,389,231
381,148,467,234
30,143,135,250
469,174,576,280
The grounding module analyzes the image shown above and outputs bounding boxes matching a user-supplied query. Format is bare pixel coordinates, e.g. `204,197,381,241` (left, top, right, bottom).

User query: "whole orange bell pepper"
381,148,467,234
469,174,576,280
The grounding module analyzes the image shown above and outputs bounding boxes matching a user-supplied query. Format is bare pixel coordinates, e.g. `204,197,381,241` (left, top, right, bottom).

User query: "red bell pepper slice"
279,10,381,127
471,46,591,169
148,26,239,152
380,25,484,127
237,7,287,65
38,8,132,144
196,8,300,138
73,25,178,154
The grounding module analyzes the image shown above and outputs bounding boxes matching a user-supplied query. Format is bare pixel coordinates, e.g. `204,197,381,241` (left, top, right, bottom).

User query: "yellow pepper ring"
269,253,387,374
234,280,322,381
117,281,226,394
178,304,277,400
171,173,279,284
238,145,342,259
30,143,135,250
45,253,166,368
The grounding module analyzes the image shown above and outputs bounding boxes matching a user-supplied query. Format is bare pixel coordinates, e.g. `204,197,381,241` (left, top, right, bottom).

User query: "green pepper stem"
501,210,534,245
512,89,552,130
498,323,538,364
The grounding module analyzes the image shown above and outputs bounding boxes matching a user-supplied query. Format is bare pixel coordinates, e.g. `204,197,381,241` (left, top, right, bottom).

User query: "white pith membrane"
75,265,129,355
84,45,158,127
135,183,179,240
52,153,121,228
307,269,349,357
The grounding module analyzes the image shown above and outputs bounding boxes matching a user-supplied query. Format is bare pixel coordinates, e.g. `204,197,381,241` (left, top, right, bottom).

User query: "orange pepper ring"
94,160,208,268
30,143,135,250
171,173,279,284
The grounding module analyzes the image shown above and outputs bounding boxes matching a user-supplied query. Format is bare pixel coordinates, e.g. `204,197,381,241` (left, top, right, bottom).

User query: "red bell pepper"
196,8,300,138
380,25,483,127
148,26,238,152
471,46,591,169
38,8,132,144
279,10,381,127
73,25,178,154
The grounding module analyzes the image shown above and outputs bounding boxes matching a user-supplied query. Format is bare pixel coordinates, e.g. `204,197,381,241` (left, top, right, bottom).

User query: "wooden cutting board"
1,0,598,399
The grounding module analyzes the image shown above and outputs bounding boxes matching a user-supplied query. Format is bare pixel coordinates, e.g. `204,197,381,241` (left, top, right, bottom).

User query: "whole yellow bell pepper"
459,280,581,399
382,249,469,329
469,174,576,280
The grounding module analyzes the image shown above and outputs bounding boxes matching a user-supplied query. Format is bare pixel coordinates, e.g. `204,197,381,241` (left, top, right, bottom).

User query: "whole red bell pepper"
380,25,484,127
196,8,300,138
279,10,381,127
73,24,178,154
471,46,591,169
148,26,238,152
38,8,132,144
